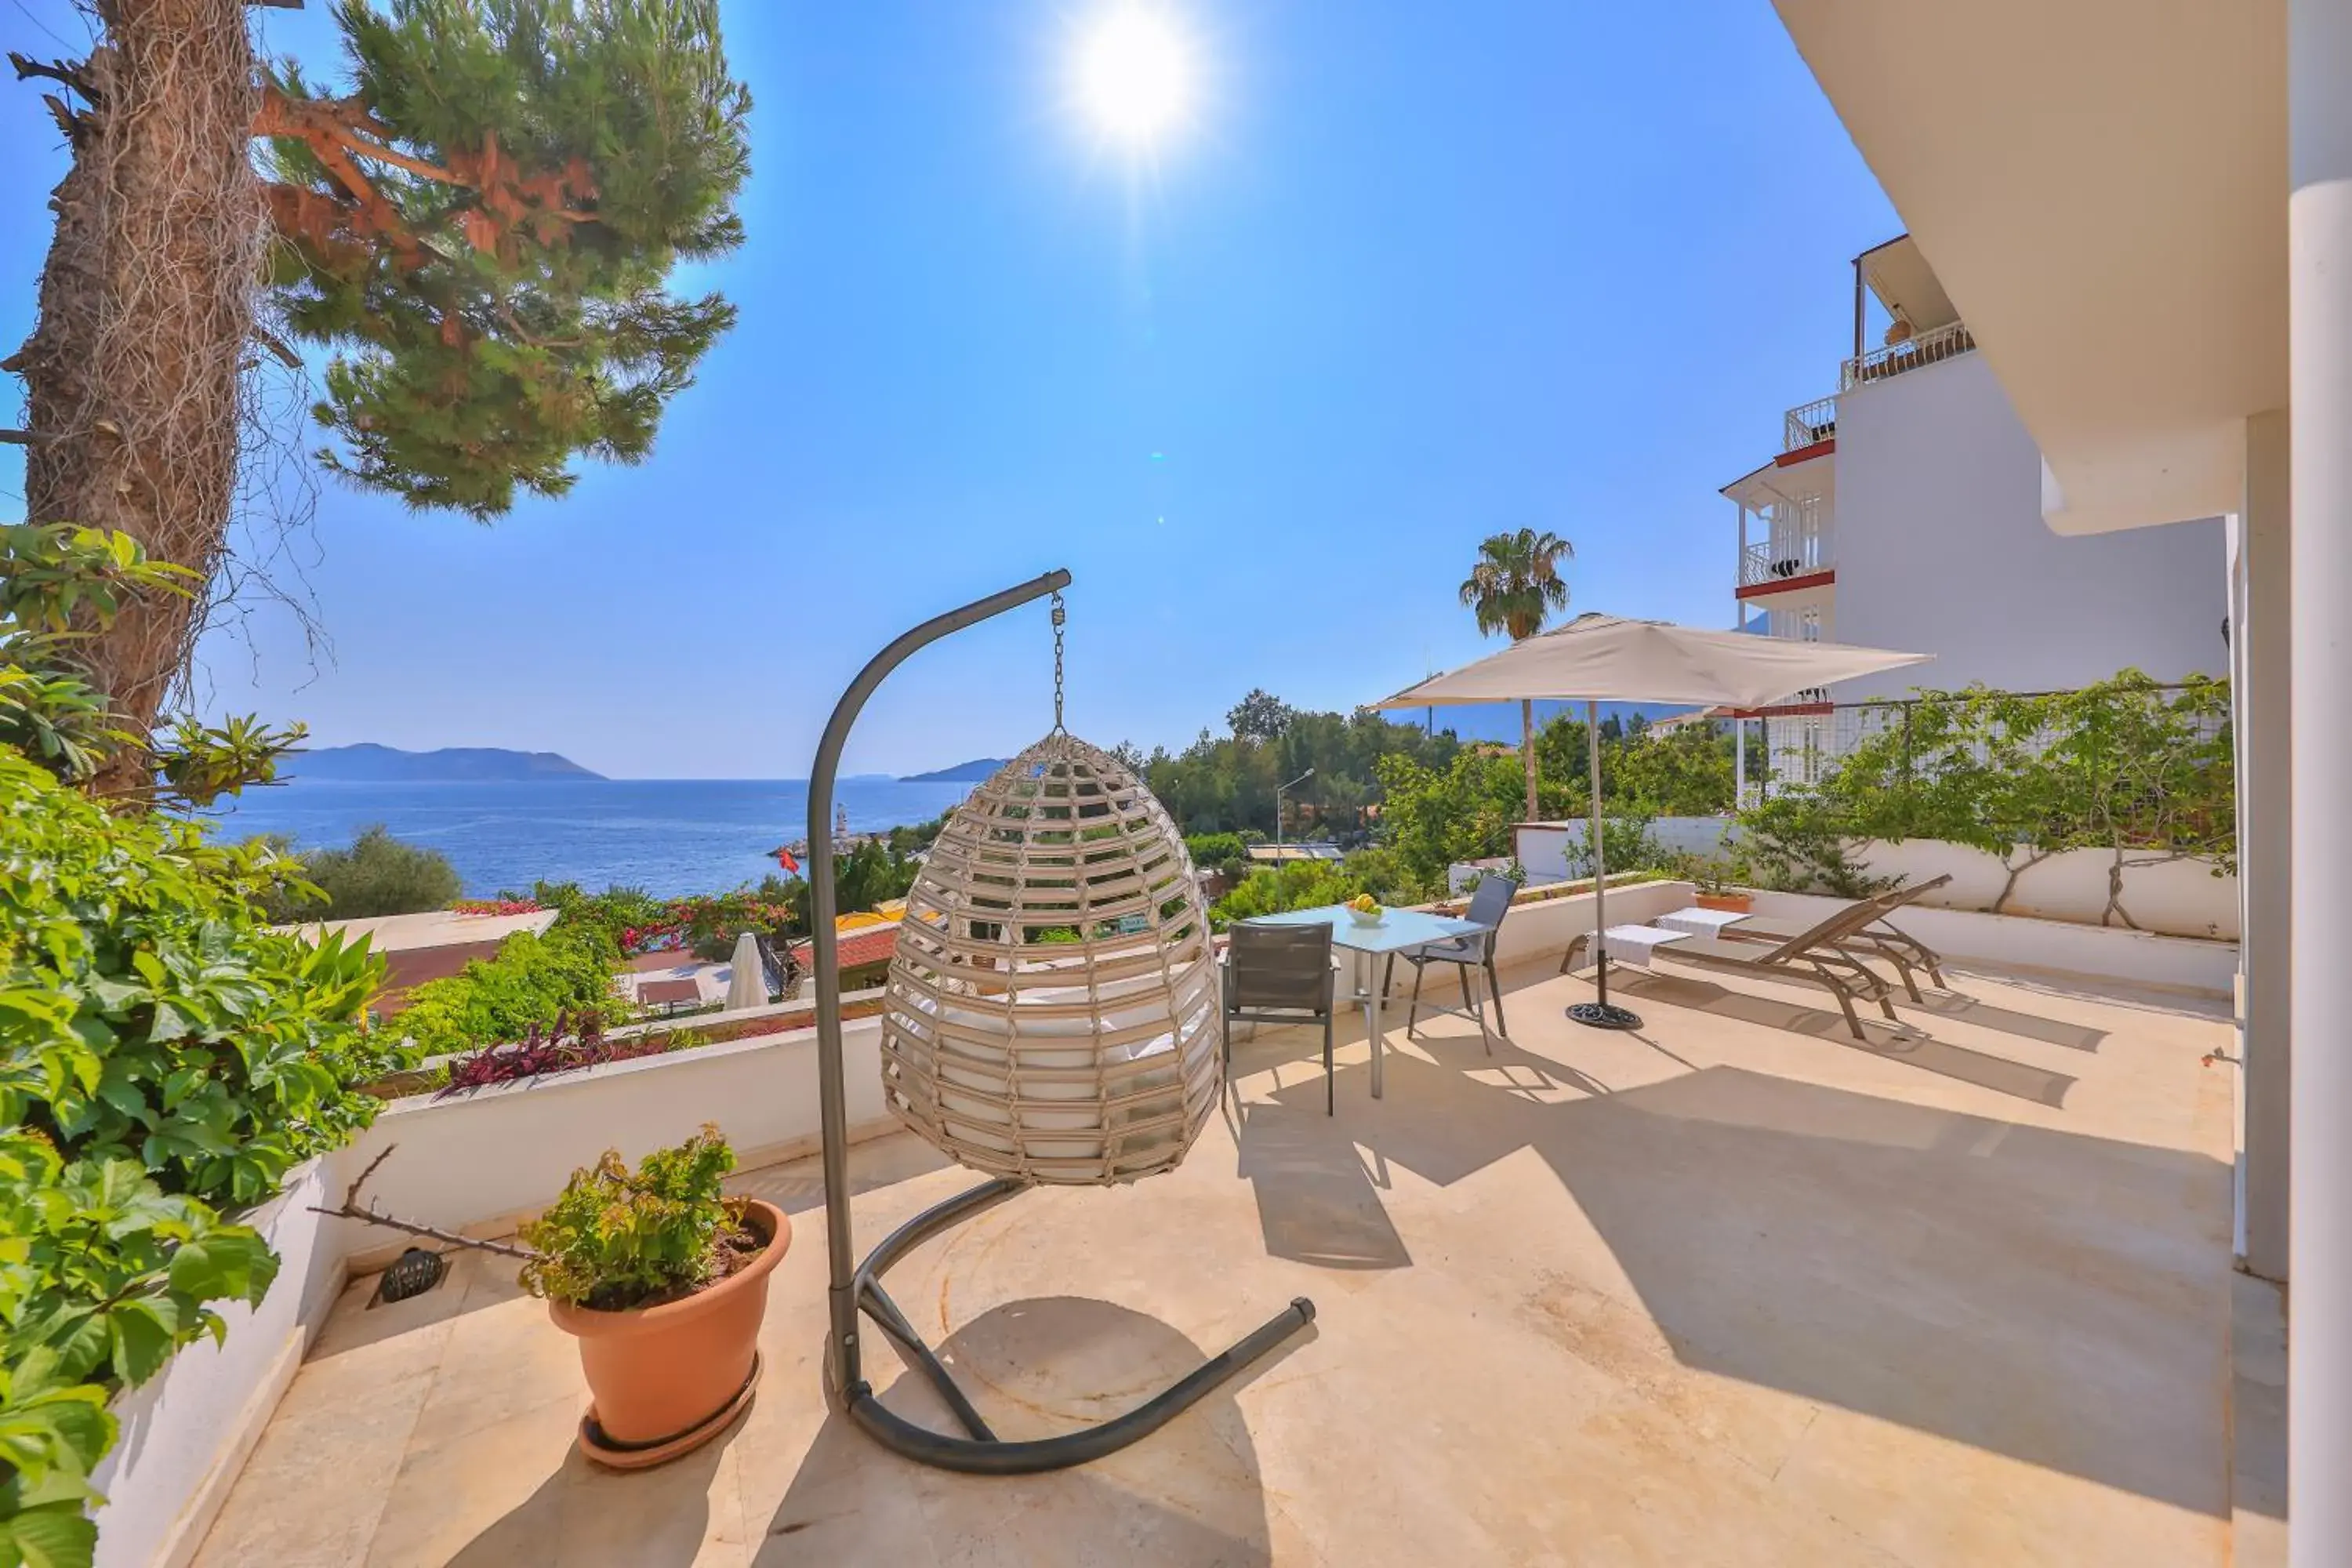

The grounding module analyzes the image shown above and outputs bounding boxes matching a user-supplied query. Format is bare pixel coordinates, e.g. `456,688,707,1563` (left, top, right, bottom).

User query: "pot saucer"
578,1350,762,1470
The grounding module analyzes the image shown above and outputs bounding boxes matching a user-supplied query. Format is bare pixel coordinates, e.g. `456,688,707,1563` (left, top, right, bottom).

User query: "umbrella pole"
1570,698,1642,1030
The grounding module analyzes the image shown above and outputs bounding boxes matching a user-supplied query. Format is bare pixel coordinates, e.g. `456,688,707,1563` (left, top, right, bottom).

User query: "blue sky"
0,1,1896,779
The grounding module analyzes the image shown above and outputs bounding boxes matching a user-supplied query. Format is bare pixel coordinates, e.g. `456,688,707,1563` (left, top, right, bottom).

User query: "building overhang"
1856,234,1960,333
1725,701,1834,720
1773,0,2285,535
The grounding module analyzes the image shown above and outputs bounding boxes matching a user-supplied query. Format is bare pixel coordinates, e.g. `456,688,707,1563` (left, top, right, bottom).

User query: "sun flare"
1075,5,1196,147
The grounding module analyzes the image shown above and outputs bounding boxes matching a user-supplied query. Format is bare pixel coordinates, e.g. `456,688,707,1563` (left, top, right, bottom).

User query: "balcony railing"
1842,318,1977,390
1781,395,1838,453
1740,536,1833,589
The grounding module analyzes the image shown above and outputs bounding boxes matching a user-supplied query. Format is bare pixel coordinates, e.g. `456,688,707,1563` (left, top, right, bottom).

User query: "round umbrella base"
1566,1002,1643,1031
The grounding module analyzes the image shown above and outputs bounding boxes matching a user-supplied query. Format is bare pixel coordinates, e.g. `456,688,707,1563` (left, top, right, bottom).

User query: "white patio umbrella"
724,931,768,1011
1370,613,1931,1029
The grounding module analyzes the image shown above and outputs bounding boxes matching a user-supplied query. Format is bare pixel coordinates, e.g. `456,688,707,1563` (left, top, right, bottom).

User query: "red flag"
775,846,800,875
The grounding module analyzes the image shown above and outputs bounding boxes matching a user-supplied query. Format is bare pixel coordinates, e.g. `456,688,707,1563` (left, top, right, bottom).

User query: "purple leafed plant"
434,1011,671,1098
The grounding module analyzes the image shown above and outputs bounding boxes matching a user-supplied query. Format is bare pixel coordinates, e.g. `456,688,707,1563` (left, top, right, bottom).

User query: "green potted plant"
521,1124,789,1468
1690,852,1755,915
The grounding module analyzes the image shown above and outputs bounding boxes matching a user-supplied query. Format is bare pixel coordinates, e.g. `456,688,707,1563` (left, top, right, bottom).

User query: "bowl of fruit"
1345,894,1385,927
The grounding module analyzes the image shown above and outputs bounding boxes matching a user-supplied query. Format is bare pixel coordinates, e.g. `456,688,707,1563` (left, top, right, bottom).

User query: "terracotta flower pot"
549,1198,789,1468
1693,891,1755,914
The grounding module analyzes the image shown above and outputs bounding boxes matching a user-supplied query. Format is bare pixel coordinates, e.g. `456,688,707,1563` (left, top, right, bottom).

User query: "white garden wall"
89,1160,347,1568
1846,840,2238,941
1513,818,1734,884
1482,878,1695,971
1745,888,2237,997
1514,818,2238,942
333,1014,891,1264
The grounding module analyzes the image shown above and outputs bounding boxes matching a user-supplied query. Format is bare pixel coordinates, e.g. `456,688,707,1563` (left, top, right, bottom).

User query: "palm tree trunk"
19,0,259,782
1521,697,1537,820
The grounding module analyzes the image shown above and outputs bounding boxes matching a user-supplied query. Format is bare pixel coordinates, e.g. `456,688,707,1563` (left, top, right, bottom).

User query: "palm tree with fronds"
1460,528,1574,819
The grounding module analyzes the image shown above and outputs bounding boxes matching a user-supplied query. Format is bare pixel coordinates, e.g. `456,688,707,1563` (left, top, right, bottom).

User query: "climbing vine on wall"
1737,670,2233,927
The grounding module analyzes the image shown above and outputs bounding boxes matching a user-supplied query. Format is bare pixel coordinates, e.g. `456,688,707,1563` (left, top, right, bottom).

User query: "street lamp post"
1275,767,1315,849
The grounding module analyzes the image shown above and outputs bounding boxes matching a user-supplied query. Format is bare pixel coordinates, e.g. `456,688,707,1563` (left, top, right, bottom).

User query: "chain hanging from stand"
1050,589,1068,735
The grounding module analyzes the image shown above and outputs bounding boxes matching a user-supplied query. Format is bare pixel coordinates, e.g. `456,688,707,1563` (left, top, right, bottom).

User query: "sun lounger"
1629,898,1907,1040
1700,875,1955,1000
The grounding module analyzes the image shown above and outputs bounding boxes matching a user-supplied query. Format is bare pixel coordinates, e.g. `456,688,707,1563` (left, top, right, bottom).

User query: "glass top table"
1253,905,1486,1098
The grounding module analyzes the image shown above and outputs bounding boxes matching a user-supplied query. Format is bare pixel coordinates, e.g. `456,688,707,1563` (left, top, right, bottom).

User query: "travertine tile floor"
198,958,2259,1566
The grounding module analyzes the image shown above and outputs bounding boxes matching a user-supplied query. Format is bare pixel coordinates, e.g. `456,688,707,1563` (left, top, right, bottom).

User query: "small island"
294,744,606,782
899,757,1008,783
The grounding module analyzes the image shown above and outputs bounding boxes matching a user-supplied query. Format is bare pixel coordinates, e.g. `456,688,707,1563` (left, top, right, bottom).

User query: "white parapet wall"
1746,888,2237,997
1516,821,2238,942
1845,840,2238,941
331,1013,892,1263
1486,878,1696,971
89,1160,347,1568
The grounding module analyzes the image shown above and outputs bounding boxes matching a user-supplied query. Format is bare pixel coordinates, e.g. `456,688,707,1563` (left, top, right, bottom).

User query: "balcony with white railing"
1739,535,1833,591
1842,318,1977,390
1780,394,1838,453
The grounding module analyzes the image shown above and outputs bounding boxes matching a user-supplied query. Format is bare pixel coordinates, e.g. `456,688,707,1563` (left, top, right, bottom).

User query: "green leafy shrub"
1210,861,1364,927
517,1126,739,1310
394,924,630,1058
884,814,949,856
255,823,463,923
1371,749,1544,891
1734,792,1892,899
0,750,397,1559
1336,845,1432,905
1563,812,1674,880
1736,671,2231,918
1182,832,1249,876
0,524,303,807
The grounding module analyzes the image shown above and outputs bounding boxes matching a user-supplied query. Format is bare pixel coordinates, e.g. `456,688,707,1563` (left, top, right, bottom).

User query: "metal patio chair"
1384,872,1519,1051
1225,920,1341,1115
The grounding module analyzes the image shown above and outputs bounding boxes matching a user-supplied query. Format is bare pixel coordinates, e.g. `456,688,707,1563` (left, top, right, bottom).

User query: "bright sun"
1076,5,1195,147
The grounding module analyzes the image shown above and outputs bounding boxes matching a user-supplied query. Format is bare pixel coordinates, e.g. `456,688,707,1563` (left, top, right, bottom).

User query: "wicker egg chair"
805,572,1312,1475
880,734,1221,1185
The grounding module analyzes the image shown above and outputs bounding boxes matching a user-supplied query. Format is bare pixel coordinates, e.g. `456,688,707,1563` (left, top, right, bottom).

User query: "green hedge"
0,752,397,1563
392,923,630,1058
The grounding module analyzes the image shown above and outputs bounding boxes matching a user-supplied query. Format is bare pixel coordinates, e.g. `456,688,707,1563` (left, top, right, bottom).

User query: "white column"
2241,409,2291,1284
2290,2,2352,1558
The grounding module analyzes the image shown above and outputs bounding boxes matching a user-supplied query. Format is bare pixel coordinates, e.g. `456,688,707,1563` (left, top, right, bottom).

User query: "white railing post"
1841,319,1979,389
1781,394,1839,452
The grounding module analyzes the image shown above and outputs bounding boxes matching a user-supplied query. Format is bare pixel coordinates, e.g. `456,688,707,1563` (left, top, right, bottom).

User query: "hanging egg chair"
805,572,1312,1475
880,733,1220,1185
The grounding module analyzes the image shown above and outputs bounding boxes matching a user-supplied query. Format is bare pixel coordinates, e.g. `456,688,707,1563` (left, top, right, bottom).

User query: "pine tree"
7,0,752,780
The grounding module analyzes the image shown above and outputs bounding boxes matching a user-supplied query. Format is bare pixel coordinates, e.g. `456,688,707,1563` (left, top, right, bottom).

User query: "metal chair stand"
834,1176,1315,1474
806,569,1316,1475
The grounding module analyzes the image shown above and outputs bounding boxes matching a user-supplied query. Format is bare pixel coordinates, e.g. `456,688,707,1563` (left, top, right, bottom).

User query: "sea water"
205,776,979,899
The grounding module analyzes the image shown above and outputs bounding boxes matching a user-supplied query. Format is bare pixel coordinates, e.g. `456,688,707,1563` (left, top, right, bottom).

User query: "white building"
1724,235,2227,789
1769,1,2337,1557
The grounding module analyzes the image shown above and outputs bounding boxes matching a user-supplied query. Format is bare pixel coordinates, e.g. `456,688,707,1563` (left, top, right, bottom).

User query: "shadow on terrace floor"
757,1296,1300,1565
1245,1017,2230,1521
1602,968,2079,1105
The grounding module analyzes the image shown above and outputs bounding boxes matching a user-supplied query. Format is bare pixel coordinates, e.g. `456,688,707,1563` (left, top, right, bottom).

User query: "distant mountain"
899,757,1007,783
293,744,605,782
